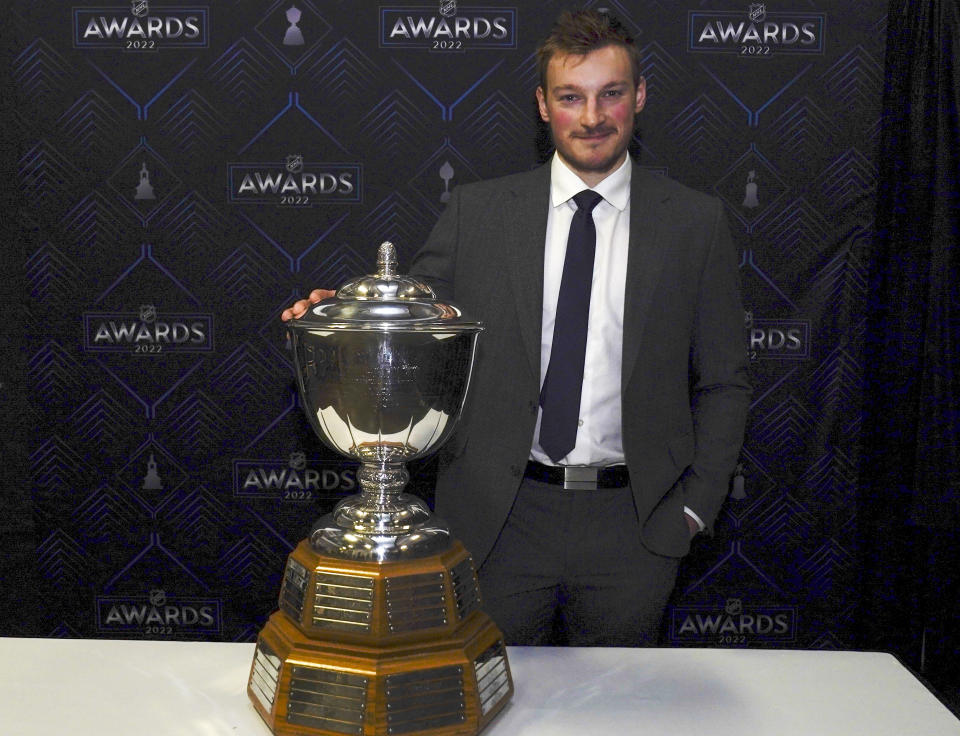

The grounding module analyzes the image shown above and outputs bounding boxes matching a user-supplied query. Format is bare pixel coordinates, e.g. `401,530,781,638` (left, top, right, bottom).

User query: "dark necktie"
539,189,604,463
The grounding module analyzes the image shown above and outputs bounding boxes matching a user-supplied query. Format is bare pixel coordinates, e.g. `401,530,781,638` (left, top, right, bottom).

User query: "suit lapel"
622,165,670,388
497,162,668,387
504,164,551,379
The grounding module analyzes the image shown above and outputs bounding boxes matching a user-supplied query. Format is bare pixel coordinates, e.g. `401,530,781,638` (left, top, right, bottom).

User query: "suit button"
527,400,537,415
509,464,520,477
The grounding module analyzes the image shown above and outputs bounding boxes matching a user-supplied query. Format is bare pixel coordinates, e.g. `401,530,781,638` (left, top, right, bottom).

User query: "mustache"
572,126,616,137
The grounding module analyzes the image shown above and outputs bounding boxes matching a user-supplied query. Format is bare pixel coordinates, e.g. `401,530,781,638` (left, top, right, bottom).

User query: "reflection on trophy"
248,242,512,736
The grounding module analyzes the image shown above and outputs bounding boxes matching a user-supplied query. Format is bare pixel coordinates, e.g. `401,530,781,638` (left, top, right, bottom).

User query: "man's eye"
604,90,624,97
560,94,579,102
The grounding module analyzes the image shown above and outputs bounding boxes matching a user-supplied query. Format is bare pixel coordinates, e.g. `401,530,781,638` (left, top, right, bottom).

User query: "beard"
554,127,632,177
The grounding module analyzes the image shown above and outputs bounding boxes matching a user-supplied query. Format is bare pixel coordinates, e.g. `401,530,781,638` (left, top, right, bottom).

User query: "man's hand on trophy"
281,289,335,321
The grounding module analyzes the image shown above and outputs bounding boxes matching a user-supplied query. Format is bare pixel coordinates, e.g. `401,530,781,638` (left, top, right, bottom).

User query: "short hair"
536,9,642,91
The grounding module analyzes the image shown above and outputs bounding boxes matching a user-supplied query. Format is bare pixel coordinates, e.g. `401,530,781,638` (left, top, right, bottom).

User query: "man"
283,10,750,646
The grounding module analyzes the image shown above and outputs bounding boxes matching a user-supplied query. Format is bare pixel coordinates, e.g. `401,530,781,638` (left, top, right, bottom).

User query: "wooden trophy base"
248,539,513,736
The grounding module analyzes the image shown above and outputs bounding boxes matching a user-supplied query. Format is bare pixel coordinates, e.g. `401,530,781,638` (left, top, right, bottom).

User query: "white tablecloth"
1,638,957,735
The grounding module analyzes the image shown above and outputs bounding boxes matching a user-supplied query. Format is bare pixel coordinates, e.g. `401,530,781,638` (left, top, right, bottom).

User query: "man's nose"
580,96,603,128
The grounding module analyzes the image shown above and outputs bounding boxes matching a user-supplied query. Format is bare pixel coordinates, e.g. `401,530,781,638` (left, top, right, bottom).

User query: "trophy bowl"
287,241,482,561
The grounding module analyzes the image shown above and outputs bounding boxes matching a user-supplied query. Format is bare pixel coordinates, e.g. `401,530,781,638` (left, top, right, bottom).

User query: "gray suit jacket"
411,160,751,566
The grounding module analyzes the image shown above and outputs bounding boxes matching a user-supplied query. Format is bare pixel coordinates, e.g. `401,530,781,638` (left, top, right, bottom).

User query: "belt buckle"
563,466,598,490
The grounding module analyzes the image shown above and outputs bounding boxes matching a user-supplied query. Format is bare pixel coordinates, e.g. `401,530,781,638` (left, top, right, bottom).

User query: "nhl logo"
131,0,149,17
439,0,457,18
285,154,304,174
748,3,766,22
139,304,157,323
725,598,744,616
289,451,307,470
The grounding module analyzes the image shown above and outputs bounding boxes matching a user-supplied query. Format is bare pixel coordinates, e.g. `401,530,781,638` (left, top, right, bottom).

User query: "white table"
1,638,958,735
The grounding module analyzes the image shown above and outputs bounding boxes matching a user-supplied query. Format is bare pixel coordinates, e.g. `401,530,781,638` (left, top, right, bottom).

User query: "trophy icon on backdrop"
142,454,162,491
742,170,759,209
248,242,512,736
283,5,305,46
439,160,455,203
134,162,155,201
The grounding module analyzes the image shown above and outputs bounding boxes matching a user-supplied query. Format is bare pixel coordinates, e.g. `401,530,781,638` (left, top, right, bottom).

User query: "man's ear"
634,76,647,114
536,86,550,123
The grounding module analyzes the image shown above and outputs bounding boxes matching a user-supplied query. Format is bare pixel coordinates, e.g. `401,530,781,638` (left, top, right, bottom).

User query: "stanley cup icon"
283,5,304,46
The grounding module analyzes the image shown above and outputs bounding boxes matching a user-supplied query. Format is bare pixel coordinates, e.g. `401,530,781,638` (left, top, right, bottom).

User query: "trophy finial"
376,241,397,277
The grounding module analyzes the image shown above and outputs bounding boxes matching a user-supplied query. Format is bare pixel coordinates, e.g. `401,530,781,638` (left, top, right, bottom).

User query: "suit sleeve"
409,186,462,301
683,202,751,533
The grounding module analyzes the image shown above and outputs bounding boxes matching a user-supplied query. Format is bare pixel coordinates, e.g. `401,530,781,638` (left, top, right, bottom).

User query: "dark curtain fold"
858,0,960,676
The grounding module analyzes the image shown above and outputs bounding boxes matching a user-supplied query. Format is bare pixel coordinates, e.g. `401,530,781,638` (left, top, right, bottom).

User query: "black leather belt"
524,461,629,490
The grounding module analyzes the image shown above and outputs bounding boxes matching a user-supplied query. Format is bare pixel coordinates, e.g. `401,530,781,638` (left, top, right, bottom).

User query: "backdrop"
2,0,884,647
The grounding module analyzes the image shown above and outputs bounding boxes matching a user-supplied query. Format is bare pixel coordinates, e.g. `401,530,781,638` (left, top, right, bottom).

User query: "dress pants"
477,475,681,646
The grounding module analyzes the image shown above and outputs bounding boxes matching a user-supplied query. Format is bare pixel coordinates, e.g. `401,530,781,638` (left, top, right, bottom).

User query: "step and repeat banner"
8,0,883,645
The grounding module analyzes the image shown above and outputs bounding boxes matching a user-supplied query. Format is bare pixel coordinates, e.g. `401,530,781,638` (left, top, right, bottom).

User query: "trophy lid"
290,242,481,332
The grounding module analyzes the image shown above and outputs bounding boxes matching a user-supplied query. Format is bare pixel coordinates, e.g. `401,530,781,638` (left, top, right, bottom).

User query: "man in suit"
283,10,750,647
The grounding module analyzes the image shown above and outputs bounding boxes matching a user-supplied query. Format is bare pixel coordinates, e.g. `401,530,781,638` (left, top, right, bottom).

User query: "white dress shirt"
531,153,630,467
530,153,705,532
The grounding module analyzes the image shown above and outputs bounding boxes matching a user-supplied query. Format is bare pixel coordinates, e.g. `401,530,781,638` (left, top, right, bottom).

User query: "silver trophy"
250,242,511,736
288,240,481,560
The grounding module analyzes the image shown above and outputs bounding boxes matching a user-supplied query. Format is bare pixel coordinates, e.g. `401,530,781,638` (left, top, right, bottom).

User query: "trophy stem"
357,461,410,504
319,460,448,552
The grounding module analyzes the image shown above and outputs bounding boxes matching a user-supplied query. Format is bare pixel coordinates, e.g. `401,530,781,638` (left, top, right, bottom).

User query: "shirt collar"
550,152,632,212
